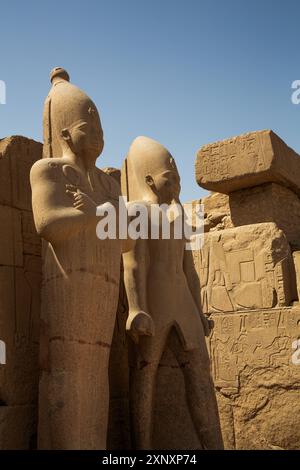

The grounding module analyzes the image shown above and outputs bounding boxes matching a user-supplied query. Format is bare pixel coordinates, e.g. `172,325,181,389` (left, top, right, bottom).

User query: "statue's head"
125,136,181,204
43,67,104,161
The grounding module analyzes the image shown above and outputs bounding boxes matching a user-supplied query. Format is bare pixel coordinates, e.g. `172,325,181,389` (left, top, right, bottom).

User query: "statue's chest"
62,164,115,204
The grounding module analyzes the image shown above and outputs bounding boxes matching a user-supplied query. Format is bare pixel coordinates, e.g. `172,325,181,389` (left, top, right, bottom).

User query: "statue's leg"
169,331,224,450
43,273,118,450
77,343,111,450
129,330,169,450
48,341,110,450
38,371,51,449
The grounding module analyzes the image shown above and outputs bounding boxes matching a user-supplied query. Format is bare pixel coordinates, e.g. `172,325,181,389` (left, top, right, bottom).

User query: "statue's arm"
123,238,149,315
30,160,96,244
122,239,154,340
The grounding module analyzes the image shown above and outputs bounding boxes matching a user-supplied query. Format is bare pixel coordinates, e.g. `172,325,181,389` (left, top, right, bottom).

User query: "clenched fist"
126,311,155,344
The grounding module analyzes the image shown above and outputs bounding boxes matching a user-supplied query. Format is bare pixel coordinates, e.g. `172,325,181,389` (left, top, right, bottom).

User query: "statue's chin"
77,147,102,162
89,141,104,157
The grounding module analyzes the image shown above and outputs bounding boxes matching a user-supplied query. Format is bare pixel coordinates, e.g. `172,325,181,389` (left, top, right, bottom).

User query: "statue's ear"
145,174,154,188
61,128,71,142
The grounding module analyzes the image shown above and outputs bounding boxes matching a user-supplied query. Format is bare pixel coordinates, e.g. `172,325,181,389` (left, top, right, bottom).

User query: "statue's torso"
42,157,121,278
147,226,204,350
39,158,122,341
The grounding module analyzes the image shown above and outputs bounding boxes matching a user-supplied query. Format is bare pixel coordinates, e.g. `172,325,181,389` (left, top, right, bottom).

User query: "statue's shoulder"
97,167,121,199
30,158,64,184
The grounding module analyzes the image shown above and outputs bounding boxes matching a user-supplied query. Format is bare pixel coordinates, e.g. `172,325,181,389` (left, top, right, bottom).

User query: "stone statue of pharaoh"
30,68,122,449
121,136,224,450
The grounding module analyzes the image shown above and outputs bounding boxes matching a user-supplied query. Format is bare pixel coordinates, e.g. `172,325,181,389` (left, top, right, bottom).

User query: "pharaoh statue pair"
30,68,223,450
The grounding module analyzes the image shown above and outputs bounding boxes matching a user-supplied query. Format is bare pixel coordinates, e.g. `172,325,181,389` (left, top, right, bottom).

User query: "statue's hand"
201,313,213,337
66,185,97,215
126,311,155,344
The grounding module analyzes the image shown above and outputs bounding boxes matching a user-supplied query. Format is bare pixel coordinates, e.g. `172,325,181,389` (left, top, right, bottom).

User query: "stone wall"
0,136,42,449
210,307,300,450
190,130,300,449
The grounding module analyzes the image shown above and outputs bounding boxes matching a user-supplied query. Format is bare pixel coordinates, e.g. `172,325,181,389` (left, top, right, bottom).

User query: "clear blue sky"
1,0,300,201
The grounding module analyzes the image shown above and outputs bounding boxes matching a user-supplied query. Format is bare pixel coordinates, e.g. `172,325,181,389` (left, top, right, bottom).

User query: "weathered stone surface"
0,405,37,450
190,223,297,315
151,307,300,450
0,265,40,406
200,192,232,232
293,251,300,303
153,341,202,450
21,211,42,256
0,136,42,450
196,130,300,196
229,183,300,249
0,206,23,267
0,136,42,210
202,192,230,219
197,184,300,249
188,130,300,449
210,307,300,450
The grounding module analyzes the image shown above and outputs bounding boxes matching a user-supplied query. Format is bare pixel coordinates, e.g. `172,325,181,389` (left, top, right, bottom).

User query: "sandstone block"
190,223,297,314
229,183,300,249
21,211,42,256
196,130,300,196
0,264,40,406
0,206,23,267
210,307,300,449
0,136,41,449
0,136,42,211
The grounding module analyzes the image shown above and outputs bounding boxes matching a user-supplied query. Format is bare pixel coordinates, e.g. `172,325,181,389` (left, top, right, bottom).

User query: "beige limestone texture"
30,68,122,449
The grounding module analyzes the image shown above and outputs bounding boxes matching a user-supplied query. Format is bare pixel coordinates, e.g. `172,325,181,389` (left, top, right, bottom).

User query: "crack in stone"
49,335,111,349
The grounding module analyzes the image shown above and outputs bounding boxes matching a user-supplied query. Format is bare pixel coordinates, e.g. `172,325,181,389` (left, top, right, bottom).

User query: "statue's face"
150,168,181,203
67,106,104,159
